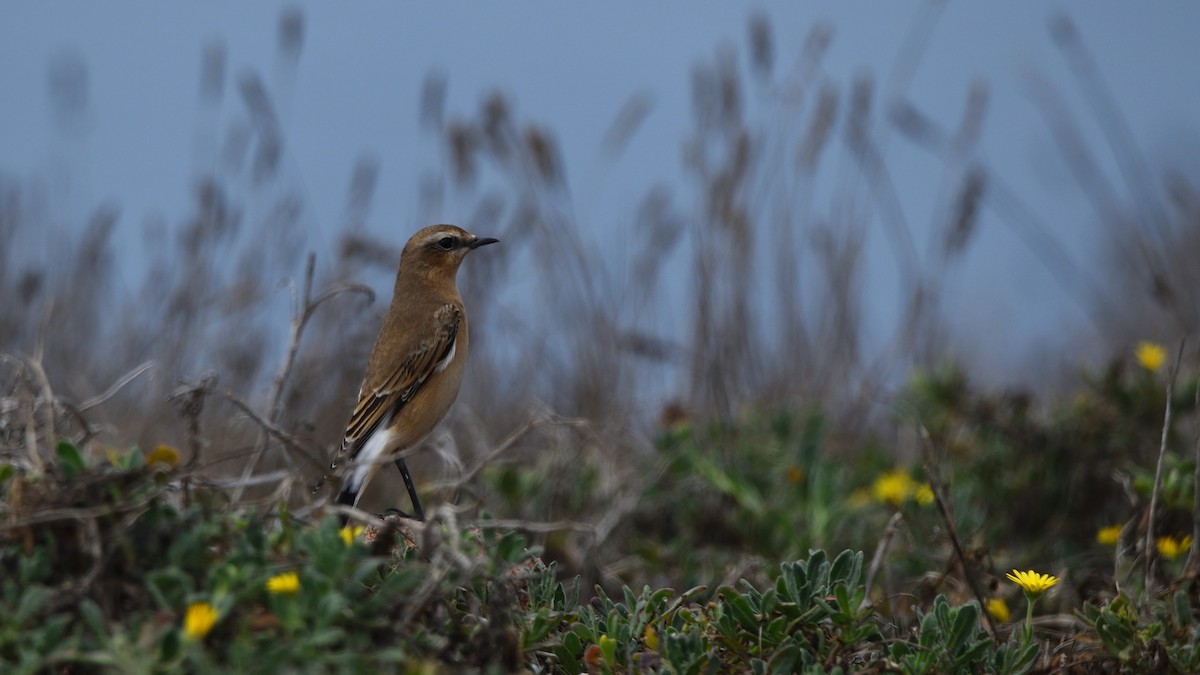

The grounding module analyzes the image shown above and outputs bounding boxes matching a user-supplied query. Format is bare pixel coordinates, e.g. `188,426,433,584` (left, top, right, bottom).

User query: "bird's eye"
436,236,456,251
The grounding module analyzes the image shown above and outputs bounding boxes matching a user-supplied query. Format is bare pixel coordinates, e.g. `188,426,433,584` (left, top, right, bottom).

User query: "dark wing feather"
338,304,461,462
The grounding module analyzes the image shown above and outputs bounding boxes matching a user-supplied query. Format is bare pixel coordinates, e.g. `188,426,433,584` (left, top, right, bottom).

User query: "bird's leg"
394,457,425,521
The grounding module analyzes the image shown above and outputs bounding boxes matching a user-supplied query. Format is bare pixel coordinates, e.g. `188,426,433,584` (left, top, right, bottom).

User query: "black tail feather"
336,486,357,525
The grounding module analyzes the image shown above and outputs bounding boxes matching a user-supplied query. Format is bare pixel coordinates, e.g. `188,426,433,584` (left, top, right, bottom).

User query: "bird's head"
400,224,499,280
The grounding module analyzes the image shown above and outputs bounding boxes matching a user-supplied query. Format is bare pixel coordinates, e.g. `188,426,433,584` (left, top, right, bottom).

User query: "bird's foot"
382,507,420,521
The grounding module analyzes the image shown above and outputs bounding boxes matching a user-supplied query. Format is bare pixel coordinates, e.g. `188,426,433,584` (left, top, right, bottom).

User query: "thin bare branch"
918,423,994,638
467,518,596,534
862,511,904,611
232,253,373,503
224,390,331,483
1187,381,1200,573
168,373,216,468
26,354,56,466
80,361,154,411
429,413,568,491
1144,337,1185,596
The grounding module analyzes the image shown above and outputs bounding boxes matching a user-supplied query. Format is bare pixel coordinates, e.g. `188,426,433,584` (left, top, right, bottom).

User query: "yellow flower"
183,602,219,640
644,625,659,651
146,444,181,467
1157,535,1192,560
786,466,805,485
1006,569,1059,596
339,525,365,547
914,483,935,506
986,597,1010,623
266,571,300,594
872,469,917,507
1096,525,1122,546
1136,341,1166,372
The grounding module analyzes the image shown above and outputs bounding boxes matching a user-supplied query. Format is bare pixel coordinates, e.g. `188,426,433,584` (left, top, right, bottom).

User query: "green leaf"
933,596,951,632
599,634,618,666
495,530,527,564
828,549,861,586
995,639,1038,675
623,585,638,612
650,587,676,608
719,587,760,631
689,451,765,513
918,610,939,648
956,639,992,669
766,644,800,674
563,630,581,656
1174,591,1191,627
947,602,980,651
160,628,182,662
16,584,50,623
55,439,87,477
78,599,107,638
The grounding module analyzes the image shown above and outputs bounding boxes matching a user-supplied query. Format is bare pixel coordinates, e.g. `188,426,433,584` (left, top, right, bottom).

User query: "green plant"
1081,592,1200,673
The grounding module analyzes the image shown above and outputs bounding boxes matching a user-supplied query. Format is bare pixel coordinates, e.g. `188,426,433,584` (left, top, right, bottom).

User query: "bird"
332,224,498,521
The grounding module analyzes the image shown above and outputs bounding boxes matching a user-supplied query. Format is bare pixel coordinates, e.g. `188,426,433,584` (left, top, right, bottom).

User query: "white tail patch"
434,335,457,373
346,425,394,505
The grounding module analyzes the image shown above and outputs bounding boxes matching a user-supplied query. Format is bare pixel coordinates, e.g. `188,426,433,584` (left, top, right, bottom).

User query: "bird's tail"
335,485,358,525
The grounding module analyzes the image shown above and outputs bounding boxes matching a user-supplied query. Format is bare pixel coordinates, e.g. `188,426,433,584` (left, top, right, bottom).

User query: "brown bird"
333,224,497,520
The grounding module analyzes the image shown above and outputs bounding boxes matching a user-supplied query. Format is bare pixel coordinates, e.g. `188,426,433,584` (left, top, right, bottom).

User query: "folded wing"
338,304,462,463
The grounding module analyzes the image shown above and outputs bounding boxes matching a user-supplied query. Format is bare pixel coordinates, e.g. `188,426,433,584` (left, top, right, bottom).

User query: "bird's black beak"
468,237,499,249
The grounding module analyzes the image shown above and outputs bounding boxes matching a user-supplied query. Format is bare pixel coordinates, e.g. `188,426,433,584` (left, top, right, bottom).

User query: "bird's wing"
339,304,461,462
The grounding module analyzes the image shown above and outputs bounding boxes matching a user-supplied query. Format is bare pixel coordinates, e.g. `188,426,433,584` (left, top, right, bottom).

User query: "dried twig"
466,518,596,534
425,413,574,493
168,373,217,468
57,400,99,446
918,423,994,638
0,492,161,530
0,354,45,473
231,253,373,504
1144,337,1185,596
225,390,331,483
1187,381,1200,573
862,511,904,611
80,361,154,412
26,355,56,465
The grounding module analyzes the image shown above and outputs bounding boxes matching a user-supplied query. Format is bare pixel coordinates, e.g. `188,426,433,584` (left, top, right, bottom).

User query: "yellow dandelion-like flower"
644,625,659,651
1096,525,1122,546
871,470,916,507
1157,535,1193,560
146,444,181,467
1135,341,1166,372
339,525,365,547
183,602,219,640
986,597,1010,623
914,483,935,506
785,466,805,485
266,571,300,595
1006,569,1059,596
